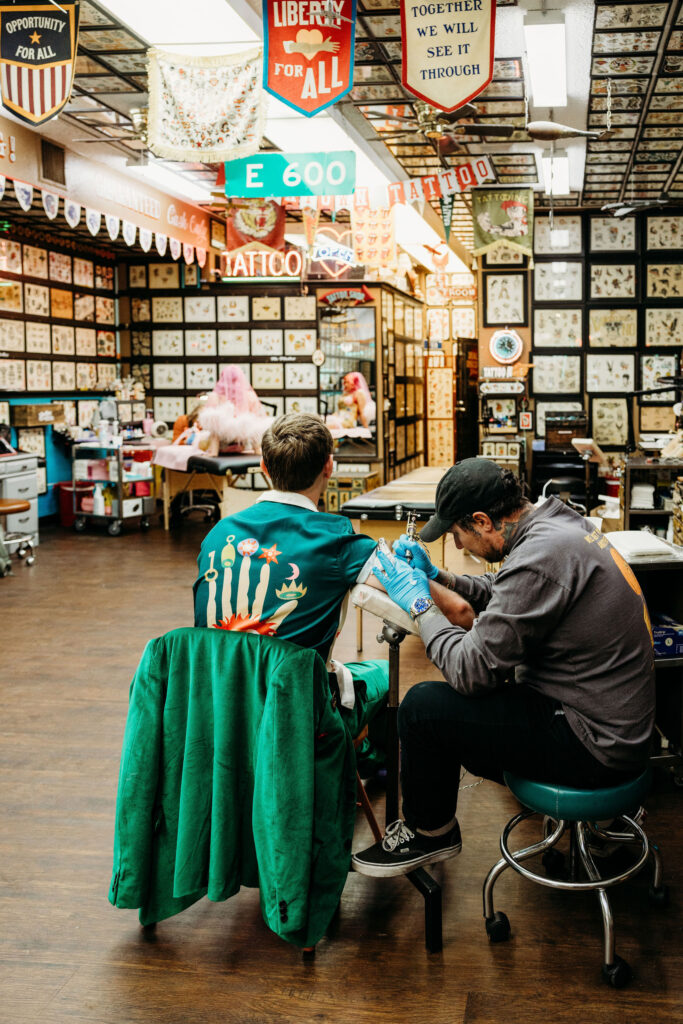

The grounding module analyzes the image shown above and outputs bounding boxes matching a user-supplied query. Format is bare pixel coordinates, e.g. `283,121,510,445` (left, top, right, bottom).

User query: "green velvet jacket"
108,627,357,947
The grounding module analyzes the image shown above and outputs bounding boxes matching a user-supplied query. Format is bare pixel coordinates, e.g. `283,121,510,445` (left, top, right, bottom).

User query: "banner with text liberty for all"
401,0,495,112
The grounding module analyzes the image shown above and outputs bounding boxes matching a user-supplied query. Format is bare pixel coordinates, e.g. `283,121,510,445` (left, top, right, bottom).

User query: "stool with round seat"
482,769,667,988
0,497,36,574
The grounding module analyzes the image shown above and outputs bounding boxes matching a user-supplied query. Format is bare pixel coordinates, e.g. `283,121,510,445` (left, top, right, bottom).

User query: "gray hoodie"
418,498,655,770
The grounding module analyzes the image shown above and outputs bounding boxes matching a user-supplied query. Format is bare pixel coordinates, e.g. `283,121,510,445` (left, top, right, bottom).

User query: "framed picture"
251,329,284,356
75,327,96,356
74,292,95,321
96,330,117,357
483,243,525,266
52,361,75,390
427,307,450,341
284,295,317,321
129,265,147,288
590,216,636,252
25,322,50,353
646,263,683,298
645,308,683,346
24,283,49,316
252,363,285,390
73,257,94,288
533,308,582,347
0,283,23,312
590,264,636,299
152,296,183,322
252,295,282,321
647,215,683,250
153,363,185,390
51,287,73,319
97,363,117,388
586,353,635,392
186,363,217,390
284,396,319,415
26,359,51,391
451,307,476,338
48,251,72,283
519,410,533,431
185,329,217,356
591,396,629,447
534,262,583,302
258,394,284,417
640,406,674,431
184,295,216,322
217,295,249,322
284,328,317,356
534,400,583,438
0,318,24,351
183,264,199,287
22,244,48,278
95,264,114,290
484,271,527,326
95,295,115,324
149,263,180,289
52,325,75,355
16,426,46,456
154,396,185,422
152,329,183,356
640,353,678,402
589,308,638,347
131,297,151,322
405,305,415,338
218,329,250,355
531,354,582,394
487,397,517,432
0,240,22,274
76,362,97,389
284,363,318,389
131,331,151,356
534,215,582,255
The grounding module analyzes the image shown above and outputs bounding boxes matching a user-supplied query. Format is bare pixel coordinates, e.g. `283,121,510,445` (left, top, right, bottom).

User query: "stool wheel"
602,954,632,988
74,517,86,533
302,946,316,961
485,911,511,943
542,848,568,880
107,519,122,537
648,883,669,907
25,555,35,566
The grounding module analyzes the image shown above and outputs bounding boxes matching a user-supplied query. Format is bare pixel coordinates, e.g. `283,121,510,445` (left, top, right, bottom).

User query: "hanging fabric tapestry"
0,0,80,125
472,187,534,259
147,47,264,162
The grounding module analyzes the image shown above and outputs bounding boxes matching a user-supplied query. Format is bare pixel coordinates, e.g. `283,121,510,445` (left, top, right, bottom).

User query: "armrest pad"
350,583,418,636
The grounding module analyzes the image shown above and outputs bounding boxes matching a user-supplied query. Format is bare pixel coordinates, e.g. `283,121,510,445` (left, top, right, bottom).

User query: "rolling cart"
71,441,156,536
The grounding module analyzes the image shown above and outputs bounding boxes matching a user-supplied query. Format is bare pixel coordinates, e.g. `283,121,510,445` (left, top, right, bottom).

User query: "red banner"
225,200,286,251
262,0,356,117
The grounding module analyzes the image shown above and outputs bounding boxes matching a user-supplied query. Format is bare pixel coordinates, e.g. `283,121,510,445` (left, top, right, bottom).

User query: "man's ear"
260,458,270,478
322,453,334,479
472,511,494,532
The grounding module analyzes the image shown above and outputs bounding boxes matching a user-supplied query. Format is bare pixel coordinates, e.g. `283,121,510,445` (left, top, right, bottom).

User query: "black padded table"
161,453,264,530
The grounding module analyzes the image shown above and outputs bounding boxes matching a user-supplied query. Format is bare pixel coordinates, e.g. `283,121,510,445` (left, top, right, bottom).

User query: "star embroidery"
258,543,281,564
30,31,41,44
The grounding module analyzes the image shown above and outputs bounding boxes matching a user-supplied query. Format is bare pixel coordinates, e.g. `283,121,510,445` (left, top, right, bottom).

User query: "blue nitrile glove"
393,534,439,579
372,550,432,615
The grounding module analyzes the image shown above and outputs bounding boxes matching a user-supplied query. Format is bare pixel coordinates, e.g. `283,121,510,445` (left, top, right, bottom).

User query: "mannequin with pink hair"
198,365,273,454
336,371,376,429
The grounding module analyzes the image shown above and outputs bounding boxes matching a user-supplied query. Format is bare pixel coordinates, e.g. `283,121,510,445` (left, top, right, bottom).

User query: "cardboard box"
11,402,65,427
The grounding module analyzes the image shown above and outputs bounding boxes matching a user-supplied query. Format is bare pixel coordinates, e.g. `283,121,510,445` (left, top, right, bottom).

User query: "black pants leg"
399,680,638,831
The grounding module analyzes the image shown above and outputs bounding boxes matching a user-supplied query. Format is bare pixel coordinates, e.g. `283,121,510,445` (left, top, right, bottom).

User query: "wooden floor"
1,516,681,1024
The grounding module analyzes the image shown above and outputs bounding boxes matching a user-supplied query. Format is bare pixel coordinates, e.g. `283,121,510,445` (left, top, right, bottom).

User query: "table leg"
163,471,170,531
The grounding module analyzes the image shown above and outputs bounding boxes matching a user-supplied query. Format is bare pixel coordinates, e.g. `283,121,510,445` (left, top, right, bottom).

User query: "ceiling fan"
601,195,675,218
367,99,515,158
71,107,148,149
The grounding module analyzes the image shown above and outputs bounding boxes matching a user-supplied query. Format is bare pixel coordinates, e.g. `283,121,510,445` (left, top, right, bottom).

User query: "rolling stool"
482,769,667,988
0,497,36,575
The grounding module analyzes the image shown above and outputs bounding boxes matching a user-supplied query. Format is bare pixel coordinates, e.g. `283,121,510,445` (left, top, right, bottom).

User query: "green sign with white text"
224,151,356,197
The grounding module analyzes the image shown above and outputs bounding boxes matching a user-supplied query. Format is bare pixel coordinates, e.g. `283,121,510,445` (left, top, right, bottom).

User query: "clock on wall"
489,328,523,365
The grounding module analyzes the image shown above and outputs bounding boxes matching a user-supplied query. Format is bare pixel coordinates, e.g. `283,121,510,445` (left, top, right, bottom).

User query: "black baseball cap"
420,458,508,543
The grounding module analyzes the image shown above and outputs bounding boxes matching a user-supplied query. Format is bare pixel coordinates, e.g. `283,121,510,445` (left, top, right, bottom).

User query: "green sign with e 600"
224,151,356,197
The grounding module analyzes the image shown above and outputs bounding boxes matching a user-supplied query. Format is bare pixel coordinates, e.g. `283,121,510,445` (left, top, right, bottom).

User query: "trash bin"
56,481,94,528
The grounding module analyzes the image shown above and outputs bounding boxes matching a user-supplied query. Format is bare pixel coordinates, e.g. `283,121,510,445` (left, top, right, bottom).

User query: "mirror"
319,305,377,456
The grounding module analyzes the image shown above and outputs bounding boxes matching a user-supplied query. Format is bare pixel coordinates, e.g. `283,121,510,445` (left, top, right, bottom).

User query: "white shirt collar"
256,490,318,512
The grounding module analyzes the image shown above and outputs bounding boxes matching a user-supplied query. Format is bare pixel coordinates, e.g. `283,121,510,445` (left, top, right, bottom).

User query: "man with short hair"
352,458,655,877
193,413,389,765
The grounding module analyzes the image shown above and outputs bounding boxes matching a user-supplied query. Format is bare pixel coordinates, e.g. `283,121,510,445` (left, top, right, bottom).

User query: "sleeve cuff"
356,545,379,584
415,604,460,643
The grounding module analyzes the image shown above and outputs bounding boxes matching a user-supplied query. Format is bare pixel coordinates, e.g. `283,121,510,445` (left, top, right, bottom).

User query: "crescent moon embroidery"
287,563,300,582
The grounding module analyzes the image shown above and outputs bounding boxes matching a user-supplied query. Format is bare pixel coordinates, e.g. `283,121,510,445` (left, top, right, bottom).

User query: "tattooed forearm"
435,568,458,591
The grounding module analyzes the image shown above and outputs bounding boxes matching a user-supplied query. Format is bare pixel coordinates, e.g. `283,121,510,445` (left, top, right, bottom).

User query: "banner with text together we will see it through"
263,0,356,117
401,0,495,112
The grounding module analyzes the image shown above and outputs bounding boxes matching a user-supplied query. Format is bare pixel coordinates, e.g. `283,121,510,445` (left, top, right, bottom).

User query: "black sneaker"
351,819,462,877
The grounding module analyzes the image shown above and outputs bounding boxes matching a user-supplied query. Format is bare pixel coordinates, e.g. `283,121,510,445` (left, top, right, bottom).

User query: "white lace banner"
147,46,265,162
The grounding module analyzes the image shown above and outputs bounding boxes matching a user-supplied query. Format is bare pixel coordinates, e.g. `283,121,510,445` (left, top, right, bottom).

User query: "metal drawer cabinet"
0,455,37,477
0,471,38,502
